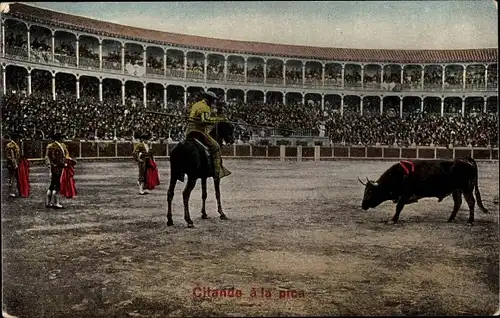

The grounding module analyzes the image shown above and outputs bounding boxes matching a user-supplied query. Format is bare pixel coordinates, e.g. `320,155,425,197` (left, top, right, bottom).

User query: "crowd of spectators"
324,111,497,147
1,94,185,141
2,90,497,148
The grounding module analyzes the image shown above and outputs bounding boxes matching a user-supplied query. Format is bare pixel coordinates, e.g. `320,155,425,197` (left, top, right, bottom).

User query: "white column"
243,90,247,103
224,56,228,82
143,83,147,107
121,44,125,73
163,49,167,77
282,92,286,105
183,52,187,80
360,96,364,115
163,85,167,108
380,64,385,87
121,82,125,105
76,78,80,99
2,67,6,95
400,65,404,84
399,96,403,118
27,71,32,95
302,62,306,86
51,31,55,63
224,90,227,102
441,65,446,90
263,60,267,84
99,80,103,102
461,98,465,116
52,74,56,100
183,88,187,107
484,97,487,112
341,64,345,88
98,40,102,70
380,96,384,114
282,61,286,86
462,65,467,90
143,47,147,75
484,64,488,89
360,65,364,89
204,55,207,82
1,21,5,58
27,28,30,60
263,91,267,103
421,66,425,90
440,98,444,117
340,95,344,116
321,94,325,112
302,93,305,105
420,97,424,112
244,58,248,84
322,63,325,87
76,37,79,67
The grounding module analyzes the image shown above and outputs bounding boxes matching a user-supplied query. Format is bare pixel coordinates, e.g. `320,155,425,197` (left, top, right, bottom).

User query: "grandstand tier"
0,3,498,147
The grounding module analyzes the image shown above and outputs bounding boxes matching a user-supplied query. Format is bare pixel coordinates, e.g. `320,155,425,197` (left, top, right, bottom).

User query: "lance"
145,110,296,133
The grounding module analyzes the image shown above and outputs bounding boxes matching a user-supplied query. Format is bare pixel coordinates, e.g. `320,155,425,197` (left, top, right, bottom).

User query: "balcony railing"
266,77,283,86
286,78,302,86
5,46,28,60
166,68,184,79
79,57,99,70
146,67,164,78
102,60,122,73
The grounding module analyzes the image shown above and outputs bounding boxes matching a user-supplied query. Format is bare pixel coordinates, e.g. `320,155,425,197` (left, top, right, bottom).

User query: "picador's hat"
202,91,219,102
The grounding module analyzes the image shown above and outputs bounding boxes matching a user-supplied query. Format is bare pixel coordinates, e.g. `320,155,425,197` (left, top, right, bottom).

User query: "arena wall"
3,140,498,163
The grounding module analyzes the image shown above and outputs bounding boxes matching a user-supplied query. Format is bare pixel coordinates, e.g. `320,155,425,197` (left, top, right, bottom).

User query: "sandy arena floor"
2,159,499,317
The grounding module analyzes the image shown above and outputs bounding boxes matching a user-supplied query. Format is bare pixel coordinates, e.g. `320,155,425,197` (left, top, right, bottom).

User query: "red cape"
60,159,77,198
17,158,30,198
144,159,160,190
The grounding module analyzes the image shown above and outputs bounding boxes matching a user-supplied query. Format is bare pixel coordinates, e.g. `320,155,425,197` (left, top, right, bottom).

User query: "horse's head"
210,121,235,146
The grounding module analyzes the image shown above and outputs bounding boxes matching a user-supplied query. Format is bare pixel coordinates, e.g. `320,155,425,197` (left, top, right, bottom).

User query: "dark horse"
167,121,235,227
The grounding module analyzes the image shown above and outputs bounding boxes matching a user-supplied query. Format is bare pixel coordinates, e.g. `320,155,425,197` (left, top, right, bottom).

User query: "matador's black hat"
52,132,65,141
141,132,152,140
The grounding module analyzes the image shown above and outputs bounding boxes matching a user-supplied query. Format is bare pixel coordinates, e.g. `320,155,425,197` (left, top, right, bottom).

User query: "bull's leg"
447,190,462,222
166,177,177,226
182,177,197,228
463,190,476,225
388,197,408,224
201,177,209,219
214,177,229,220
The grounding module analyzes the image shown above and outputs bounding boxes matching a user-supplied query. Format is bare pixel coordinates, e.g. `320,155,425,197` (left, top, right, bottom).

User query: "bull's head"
358,177,386,210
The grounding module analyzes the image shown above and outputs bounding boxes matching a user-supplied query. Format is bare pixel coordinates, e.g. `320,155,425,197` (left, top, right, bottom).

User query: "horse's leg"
166,177,177,226
183,176,197,228
201,177,209,219
214,177,229,220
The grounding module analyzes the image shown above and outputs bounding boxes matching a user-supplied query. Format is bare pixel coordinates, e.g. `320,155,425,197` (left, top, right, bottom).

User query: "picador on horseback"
167,91,235,228
184,91,231,179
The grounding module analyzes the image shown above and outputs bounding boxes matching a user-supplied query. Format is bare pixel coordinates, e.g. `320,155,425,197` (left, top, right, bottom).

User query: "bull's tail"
465,157,488,213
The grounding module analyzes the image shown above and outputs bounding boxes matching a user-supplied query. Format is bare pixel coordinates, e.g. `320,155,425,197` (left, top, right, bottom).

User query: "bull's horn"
366,177,370,184
358,177,366,186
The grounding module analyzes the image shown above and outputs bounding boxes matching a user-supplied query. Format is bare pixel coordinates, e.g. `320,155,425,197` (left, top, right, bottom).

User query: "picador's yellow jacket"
185,100,225,136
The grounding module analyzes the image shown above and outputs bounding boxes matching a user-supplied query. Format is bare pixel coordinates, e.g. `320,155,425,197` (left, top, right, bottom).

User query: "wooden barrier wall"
2,140,498,162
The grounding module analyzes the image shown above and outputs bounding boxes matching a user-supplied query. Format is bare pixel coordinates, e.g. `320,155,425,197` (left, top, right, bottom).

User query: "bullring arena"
1,2,499,317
